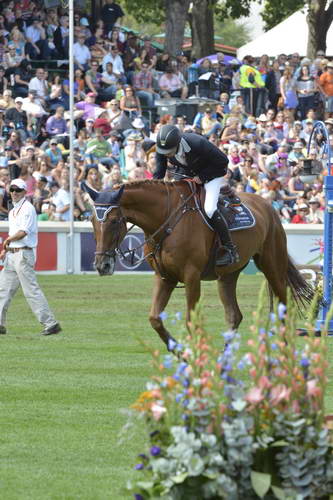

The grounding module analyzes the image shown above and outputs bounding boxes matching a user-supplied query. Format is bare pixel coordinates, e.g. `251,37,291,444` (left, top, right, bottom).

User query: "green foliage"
128,288,333,499
215,18,251,48
119,0,164,25
261,0,305,31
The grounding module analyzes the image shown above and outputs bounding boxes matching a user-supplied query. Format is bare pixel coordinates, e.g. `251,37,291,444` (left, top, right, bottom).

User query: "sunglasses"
10,187,24,193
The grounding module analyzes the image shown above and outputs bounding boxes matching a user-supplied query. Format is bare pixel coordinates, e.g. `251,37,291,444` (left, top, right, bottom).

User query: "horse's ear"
113,184,125,203
81,181,99,201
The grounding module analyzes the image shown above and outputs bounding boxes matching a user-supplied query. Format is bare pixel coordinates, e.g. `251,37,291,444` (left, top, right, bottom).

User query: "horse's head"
90,185,127,276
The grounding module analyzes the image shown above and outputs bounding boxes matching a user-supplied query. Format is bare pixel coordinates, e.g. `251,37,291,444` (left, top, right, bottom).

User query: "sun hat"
293,141,304,149
80,17,89,26
257,114,267,122
244,120,257,129
15,97,24,103
87,92,96,97
298,203,309,210
309,196,320,204
131,117,145,129
10,178,27,190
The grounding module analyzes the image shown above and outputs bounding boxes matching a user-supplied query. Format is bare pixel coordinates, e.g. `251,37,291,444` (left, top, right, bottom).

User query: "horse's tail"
287,255,315,310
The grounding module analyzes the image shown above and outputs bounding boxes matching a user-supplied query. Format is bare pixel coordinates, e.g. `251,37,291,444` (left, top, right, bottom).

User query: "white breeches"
204,177,227,219
0,249,56,328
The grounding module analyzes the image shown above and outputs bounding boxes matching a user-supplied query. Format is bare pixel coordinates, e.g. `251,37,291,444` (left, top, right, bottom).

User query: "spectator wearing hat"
308,196,323,223
288,141,306,163
86,127,114,167
0,178,61,336
93,108,112,136
291,202,309,224
318,61,333,119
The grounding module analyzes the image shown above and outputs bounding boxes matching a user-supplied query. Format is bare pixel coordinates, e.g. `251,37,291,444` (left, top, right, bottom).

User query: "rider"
154,124,239,266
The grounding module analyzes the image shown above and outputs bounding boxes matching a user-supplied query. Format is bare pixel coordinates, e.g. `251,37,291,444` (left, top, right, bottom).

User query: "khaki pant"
0,249,57,329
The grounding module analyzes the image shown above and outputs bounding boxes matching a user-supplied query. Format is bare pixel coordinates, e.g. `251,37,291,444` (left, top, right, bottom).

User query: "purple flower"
271,343,278,350
159,311,168,320
175,393,183,402
134,463,144,470
237,360,245,370
175,311,182,320
222,331,234,342
163,355,173,369
300,358,310,367
134,495,144,500
150,445,161,456
278,303,287,320
167,338,177,351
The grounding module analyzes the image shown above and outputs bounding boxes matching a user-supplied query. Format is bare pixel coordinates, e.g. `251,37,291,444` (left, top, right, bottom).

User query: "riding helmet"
156,125,182,154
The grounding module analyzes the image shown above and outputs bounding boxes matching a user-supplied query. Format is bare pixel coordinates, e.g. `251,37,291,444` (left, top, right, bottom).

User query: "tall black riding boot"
210,210,240,266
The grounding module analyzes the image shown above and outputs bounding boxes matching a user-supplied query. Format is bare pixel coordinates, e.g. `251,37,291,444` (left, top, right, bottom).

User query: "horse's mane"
117,179,182,190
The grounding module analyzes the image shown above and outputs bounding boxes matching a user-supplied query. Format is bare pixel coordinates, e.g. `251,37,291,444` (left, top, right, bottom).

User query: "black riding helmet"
156,125,182,154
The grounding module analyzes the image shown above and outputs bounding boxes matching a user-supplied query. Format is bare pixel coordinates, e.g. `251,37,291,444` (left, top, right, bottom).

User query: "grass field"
1,274,333,500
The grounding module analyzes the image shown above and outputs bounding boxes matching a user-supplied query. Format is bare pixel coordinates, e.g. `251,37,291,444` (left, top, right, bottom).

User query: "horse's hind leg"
253,253,288,304
149,274,177,349
217,270,243,330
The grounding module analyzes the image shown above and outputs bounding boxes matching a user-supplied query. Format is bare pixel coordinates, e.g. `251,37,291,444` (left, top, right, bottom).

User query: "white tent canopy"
237,10,333,59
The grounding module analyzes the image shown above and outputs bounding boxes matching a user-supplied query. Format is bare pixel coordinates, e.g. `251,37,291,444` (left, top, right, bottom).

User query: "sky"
240,1,265,40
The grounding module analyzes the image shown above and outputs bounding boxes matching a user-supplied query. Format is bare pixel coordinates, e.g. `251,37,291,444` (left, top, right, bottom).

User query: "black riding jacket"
153,132,229,183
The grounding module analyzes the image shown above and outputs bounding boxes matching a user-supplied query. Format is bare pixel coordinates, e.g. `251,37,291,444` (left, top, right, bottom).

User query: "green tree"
261,0,304,31
219,0,333,58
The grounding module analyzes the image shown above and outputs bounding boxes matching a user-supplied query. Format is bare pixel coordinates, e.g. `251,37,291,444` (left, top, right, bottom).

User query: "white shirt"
52,188,71,221
25,25,42,43
22,97,48,117
102,53,124,74
28,77,49,99
73,42,91,65
8,197,38,248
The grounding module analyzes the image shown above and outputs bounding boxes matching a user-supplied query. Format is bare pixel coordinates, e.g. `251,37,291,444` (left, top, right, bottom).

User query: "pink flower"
245,387,264,405
258,375,272,390
307,379,322,398
150,403,166,421
269,384,291,406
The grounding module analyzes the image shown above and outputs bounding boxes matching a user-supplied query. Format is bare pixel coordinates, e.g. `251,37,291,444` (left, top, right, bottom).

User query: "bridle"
93,183,197,273
93,203,126,257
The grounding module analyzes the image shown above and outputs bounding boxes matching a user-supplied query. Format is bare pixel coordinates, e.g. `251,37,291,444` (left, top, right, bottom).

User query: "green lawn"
0,274,332,499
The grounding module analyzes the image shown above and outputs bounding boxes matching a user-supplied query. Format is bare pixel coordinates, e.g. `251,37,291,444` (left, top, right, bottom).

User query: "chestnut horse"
91,180,313,348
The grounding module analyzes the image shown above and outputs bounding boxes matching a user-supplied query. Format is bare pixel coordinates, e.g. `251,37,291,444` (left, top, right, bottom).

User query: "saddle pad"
228,203,256,232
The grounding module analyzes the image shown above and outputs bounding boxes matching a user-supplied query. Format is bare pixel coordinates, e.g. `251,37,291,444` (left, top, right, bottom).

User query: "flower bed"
128,288,333,499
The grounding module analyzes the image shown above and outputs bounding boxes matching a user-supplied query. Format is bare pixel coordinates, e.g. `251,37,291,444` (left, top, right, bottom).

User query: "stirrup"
216,247,240,266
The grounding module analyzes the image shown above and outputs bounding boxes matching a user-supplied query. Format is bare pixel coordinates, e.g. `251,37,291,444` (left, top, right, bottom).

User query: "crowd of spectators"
0,0,331,224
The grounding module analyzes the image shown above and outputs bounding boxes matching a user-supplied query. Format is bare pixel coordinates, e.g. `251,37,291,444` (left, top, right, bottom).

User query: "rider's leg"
204,177,239,266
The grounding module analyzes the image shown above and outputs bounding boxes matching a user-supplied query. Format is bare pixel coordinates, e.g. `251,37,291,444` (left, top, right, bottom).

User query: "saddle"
186,181,255,232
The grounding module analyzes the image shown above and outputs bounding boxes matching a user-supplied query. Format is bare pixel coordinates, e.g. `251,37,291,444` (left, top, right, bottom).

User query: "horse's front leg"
184,269,201,327
149,274,177,349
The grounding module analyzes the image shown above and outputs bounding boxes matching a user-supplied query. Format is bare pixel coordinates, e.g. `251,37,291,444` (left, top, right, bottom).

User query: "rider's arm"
153,153,168,179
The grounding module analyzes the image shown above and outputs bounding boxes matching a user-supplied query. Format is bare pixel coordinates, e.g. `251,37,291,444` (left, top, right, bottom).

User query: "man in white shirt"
102,44,125,79
73,34,91,71
28,68,49,103
0,178,61,336
50,181,71,221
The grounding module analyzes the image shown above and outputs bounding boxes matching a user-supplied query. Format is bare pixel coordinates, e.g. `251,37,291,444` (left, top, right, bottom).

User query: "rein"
118,184,197,271
95,184,197,282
